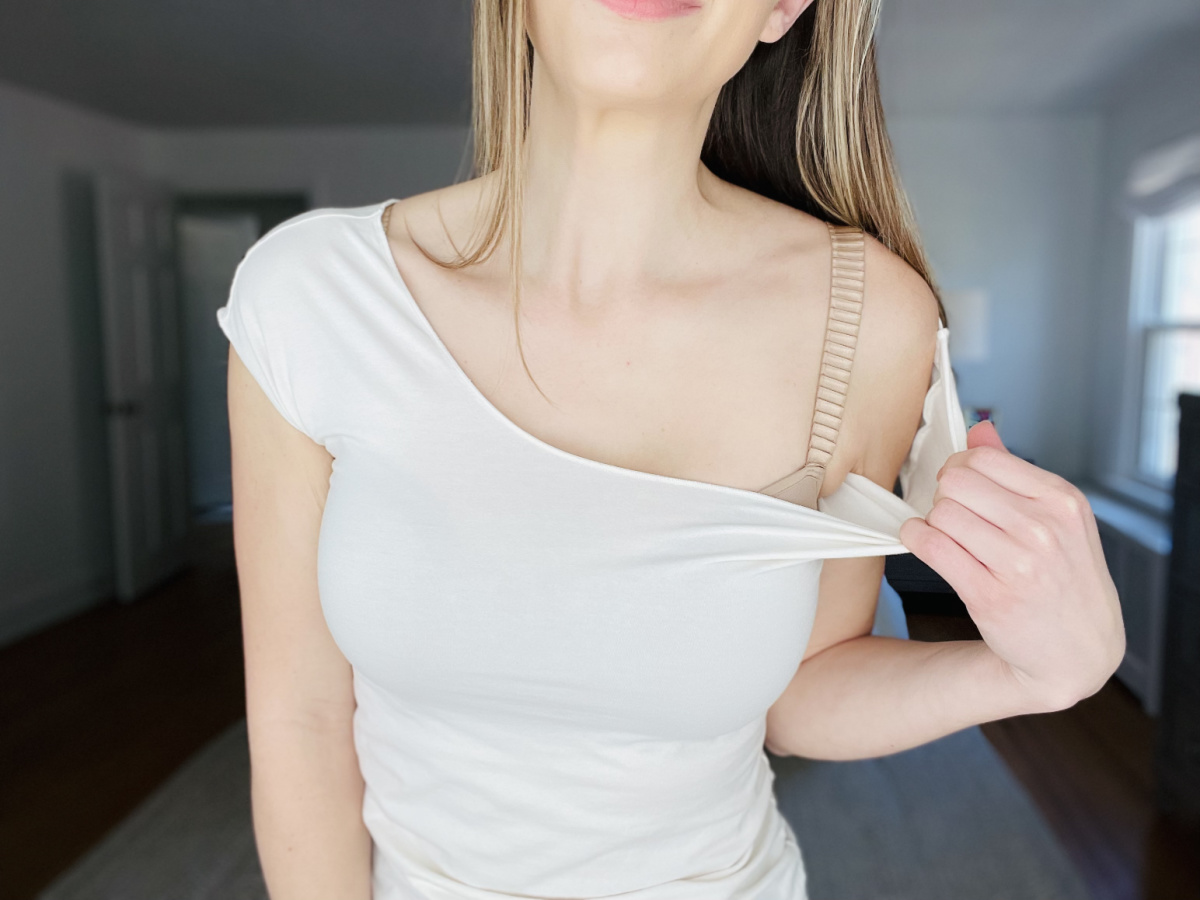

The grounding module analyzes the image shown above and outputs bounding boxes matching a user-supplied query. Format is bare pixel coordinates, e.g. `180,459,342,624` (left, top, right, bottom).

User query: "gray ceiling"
0,0,475,126
0,0,1197,127
877,0,1200,114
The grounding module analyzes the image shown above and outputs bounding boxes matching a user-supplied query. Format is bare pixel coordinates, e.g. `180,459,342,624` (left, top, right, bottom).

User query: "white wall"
0,79,470,645
143,126,472,208
3,34,1195,642
1087,28,1200,492
888,114,1104,479
885,28,1200,500
0,82,147,643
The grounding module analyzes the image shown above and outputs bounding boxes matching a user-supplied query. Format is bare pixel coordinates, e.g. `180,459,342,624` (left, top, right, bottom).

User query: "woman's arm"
765,602,1035,759
228,345,372,898
764,239,1123,760
763,503,1031,759
765,445,1123,761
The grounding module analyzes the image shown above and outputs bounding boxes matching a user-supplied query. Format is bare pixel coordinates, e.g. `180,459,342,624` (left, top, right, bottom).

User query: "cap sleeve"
897,325,969,518
215,237,314,440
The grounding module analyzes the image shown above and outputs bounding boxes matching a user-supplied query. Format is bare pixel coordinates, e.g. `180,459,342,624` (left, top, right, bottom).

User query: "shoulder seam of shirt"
240,204,386,267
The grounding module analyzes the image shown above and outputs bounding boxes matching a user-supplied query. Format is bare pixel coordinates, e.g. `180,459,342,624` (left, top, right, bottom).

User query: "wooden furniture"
1156,392,1200,820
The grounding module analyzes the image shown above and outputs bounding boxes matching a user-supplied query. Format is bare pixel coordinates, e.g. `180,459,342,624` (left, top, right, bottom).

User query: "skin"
229,348,370,897
229,0,1124,893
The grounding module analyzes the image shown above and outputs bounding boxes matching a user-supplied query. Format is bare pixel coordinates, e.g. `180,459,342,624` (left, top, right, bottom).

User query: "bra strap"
760,223,865,508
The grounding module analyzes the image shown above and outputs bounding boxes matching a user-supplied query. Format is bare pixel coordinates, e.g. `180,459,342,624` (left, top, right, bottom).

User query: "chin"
571,63,683,107
530,0,718,108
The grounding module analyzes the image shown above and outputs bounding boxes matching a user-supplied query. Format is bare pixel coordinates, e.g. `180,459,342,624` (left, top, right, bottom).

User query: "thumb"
967,419,1007,453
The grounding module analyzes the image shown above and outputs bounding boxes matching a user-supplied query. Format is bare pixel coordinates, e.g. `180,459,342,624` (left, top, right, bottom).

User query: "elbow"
764,736,793,758
763,705,797,757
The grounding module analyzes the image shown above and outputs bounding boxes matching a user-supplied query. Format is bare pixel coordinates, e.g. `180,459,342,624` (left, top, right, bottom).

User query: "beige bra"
381,204,863,512
756,223,864,509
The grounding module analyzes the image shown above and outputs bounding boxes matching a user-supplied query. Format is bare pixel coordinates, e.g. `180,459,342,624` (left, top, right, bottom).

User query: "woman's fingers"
937,443,1055,500
937,421,1061,501
931,463,1032,535
899,514,993,603
922,494,1021,575
901,423,1125,714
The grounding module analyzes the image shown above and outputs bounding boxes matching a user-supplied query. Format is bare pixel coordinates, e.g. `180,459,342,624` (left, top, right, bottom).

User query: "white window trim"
1104,133,1200,516
1102,215,1173,515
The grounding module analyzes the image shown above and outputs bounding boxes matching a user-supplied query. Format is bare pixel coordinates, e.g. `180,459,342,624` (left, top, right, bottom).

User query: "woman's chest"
391,249,837,499
314,431,825,740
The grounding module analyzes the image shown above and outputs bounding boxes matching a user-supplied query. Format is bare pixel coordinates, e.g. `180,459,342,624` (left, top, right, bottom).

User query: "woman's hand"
899,420,1125,714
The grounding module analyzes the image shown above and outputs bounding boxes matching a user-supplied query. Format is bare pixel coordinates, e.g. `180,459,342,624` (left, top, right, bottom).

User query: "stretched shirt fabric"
215,201,969,900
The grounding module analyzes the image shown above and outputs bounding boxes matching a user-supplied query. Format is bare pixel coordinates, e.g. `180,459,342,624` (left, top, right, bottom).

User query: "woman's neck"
517,61,727,304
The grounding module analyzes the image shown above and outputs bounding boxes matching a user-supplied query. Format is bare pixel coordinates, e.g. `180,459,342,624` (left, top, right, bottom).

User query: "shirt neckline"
369,199,905,532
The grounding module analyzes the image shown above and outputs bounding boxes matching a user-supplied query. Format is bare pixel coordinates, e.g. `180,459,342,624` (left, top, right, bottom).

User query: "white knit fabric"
216,201,969,900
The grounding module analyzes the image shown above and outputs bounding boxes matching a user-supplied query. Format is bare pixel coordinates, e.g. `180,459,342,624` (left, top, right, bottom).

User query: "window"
1132,201,1200,485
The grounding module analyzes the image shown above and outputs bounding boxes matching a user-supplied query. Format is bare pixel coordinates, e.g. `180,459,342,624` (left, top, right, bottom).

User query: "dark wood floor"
909,613,1200,900
0,524,246,900
1,538,1196,900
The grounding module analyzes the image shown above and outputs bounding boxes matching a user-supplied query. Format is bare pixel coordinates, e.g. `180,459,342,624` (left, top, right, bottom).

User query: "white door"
95,172,191,601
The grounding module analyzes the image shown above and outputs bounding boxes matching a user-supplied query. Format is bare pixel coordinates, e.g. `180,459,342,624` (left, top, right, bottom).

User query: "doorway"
174,194,309,524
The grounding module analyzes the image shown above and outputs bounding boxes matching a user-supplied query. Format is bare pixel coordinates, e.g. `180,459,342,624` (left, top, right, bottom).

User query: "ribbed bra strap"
759,223,866,509
809,224,866,468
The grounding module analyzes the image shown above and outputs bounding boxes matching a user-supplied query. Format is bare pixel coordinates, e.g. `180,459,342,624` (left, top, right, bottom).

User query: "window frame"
1119,202,1200,503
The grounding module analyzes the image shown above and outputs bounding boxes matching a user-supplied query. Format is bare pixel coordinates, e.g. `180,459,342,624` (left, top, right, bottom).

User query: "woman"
217,1,1124,898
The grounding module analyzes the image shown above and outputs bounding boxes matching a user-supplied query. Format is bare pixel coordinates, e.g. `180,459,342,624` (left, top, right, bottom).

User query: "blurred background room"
0,2,1198,899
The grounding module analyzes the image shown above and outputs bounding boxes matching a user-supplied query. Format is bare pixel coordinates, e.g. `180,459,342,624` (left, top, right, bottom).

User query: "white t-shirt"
216,201,968,900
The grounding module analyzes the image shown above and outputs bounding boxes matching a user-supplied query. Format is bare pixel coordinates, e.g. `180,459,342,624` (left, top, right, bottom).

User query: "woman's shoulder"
380,175,499,259
725,185,941,361
226,183,492,332
238,203,389,274
717,185,945,496
723,181,945,492
853,231,942,388
842,231,945,494
732,186,941,402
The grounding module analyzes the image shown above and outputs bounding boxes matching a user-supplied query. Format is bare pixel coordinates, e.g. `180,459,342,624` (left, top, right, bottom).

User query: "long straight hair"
424,0,945,400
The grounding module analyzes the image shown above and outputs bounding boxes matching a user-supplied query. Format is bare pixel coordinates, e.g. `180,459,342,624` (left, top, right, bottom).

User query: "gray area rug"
37,722,266,900
770,730,1091,900
38,720,1090,900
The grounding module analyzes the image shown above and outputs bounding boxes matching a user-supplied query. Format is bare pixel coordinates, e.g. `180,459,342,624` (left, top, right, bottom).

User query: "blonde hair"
421,0,944,400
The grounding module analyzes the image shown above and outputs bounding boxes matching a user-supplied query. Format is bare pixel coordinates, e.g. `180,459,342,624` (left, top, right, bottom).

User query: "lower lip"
594,0,702,22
